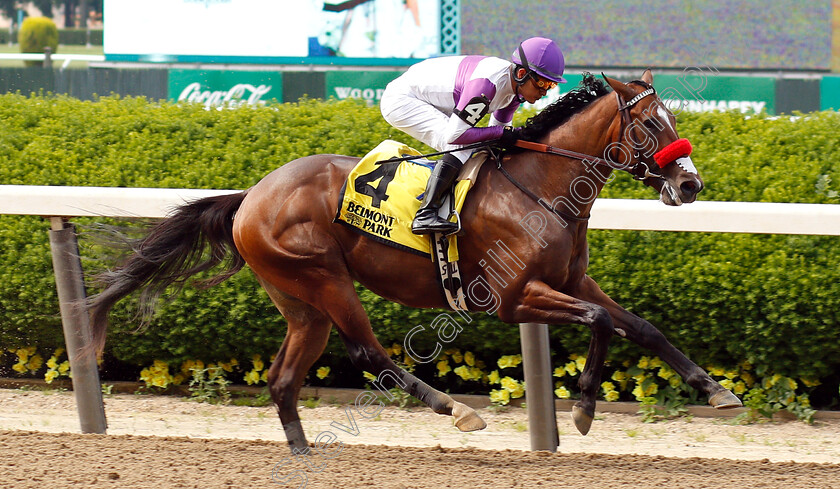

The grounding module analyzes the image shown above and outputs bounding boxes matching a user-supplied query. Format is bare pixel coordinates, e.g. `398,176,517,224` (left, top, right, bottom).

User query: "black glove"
498,126,522,148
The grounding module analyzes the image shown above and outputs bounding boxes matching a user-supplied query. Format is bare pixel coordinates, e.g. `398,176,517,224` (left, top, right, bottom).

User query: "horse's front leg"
510,280,615,435
574,275,742,408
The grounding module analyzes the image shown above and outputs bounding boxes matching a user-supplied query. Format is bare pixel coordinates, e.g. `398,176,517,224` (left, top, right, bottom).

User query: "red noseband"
653,138,692,168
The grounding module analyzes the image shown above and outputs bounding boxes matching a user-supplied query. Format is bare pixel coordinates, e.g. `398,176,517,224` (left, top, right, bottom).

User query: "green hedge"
0,29,104,46
0,94,838,400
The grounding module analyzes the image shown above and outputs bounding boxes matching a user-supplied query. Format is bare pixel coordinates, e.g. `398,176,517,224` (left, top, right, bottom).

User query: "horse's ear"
601,72,635,99
641,69,653,85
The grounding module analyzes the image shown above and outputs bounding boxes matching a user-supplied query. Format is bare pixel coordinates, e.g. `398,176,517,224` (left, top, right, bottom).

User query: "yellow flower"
801,378,821,388
464,351,475,367
554,386,571,399
363,371,377,381
720,379,735,390
657,367,675,380
139,368,151,382
500,377,525,398
632,385,645,400
15,348,29,362
172,373,186,385
724,370,738,380
450,350,463,363
733,381,747,395
490,389,511,405
611,371,627,382
252,355,264,372
575,356,587,371
468,367,484,381
710,367,726,377
58,361,70,374
637,356,651,369
644,383,658,396
436,360,451,377
44,370,59,383
633,373,646,384
668,376,681,388
796,395,811,407
390,343,402,356
46,357,58,369
12,362,27,373
402,354,416,368
497,354,522,369
316,366,331,380
152,359,170,373
244,369,261,385
649,357,663,369
564,361,577,376
260,371,268,383
601,381,616,392
785,377,797,390
27,354,43,372
605,390,620,402
553,367,566,378
488,370,500,385
500,376,519,392
453,365,472,381
741,371,755,387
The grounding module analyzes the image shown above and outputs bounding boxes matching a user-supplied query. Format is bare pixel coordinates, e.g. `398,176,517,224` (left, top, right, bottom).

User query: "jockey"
380,36,567,235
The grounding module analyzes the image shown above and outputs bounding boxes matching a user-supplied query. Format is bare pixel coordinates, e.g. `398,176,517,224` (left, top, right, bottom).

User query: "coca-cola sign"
168,70,282,108
178,82,272,109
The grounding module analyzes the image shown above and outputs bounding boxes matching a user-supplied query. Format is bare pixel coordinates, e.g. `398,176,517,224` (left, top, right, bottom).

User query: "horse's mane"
518,73,612,141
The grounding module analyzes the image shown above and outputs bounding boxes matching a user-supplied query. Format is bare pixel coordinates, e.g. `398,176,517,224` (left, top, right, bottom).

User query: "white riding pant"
380,92,473,165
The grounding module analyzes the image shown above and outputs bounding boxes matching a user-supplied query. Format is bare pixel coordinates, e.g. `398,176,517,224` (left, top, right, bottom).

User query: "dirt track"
1,389,839,488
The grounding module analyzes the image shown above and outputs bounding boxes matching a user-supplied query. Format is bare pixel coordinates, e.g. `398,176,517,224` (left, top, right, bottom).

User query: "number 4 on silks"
354,159,400,208
455,95,490,126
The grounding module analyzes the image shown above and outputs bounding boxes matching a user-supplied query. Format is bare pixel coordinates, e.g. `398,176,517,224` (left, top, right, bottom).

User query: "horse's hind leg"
324,280,486,432
575,275,742,408
258,278,333,453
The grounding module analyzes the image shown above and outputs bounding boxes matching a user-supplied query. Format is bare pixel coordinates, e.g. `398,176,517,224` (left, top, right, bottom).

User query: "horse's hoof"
452,401,487,432
571,404,594,436
709,390,743,409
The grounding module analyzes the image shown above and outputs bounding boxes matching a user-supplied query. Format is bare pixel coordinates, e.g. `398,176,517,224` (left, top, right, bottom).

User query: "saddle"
334,140,490,310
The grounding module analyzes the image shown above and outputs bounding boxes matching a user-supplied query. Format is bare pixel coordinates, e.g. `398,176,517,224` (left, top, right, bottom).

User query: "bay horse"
88,70,741,452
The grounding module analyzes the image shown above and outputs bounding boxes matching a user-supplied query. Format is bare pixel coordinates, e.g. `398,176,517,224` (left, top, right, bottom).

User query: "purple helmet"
511,37,567,84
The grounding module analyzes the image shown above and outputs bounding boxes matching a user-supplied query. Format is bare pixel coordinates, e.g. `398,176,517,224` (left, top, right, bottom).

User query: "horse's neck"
514,98,618,218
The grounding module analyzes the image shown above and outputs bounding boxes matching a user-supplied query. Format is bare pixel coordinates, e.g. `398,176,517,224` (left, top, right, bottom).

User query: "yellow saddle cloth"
335,140,473,260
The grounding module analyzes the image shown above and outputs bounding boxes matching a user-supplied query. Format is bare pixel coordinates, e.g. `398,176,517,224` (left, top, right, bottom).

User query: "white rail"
1,185,838,236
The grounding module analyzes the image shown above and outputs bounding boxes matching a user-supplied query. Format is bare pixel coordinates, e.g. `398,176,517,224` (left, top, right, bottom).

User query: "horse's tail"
87,190,248,358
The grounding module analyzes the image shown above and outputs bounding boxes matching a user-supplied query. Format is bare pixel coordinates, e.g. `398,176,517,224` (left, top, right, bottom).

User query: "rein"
495,80,661,223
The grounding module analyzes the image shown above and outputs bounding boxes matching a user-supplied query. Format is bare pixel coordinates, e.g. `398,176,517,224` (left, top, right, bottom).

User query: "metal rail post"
519,322,558,451
48,217,107,434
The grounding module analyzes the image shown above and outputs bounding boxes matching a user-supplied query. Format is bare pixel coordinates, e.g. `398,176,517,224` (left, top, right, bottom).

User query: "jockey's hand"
498,126,522,148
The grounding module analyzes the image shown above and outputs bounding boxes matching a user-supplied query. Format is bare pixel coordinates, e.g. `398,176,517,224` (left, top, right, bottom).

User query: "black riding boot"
412,154,462,235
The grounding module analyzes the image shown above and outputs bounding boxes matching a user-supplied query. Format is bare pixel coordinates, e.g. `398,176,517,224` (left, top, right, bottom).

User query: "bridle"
510,79,663,182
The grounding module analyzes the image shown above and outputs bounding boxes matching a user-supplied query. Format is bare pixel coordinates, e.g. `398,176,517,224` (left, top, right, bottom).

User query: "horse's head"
603,70,704,205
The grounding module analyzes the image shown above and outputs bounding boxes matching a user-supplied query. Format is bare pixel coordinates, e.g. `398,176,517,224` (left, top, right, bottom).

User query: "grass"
0,44,104,68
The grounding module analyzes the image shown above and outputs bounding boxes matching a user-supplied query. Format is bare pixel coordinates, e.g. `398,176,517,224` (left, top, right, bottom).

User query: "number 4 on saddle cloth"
334,140,488,311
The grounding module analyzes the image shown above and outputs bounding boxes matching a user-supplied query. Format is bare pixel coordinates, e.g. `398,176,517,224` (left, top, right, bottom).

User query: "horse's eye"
642,119,662,131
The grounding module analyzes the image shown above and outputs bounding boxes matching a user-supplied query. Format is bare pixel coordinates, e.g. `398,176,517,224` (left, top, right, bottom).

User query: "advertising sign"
168,70,282,108
325,71,402,105
105,0,441,64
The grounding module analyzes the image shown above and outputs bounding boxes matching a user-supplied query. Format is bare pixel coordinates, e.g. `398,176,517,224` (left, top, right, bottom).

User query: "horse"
88,70,742,453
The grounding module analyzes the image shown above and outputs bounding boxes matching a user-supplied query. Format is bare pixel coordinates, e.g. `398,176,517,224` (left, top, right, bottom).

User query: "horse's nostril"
681,180,699,194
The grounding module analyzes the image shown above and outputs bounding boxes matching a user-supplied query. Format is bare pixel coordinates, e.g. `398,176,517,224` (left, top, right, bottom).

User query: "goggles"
529,72,558,90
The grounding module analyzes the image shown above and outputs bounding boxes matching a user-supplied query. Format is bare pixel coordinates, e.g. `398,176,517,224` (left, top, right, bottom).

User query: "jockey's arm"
444,78,508,145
